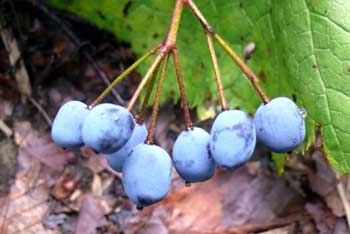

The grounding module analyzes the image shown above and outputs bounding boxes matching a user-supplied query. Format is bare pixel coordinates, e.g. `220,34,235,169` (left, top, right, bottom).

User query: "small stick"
89,45,160,108
205,32,228,111
127,52,165,112
26,1,124,104
145,55,169,144
0,19,32,103
172,48,193,130
28,96,53,127
0,120,12,137
186,0,269,104
336,172,350,230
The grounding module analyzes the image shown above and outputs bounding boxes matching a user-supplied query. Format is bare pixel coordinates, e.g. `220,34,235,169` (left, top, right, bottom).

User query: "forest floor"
0,1,349,234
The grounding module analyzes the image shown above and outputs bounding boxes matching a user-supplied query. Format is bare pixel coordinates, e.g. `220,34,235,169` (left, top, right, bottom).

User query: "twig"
28,96,53,127
0,18,32,103
0,120,12,137
26,0,125,104
187,212,309,234
336,172,350,229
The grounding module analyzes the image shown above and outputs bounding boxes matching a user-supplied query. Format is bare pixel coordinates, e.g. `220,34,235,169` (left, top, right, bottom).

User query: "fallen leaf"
23,134,75,173
131,165,305,234
75,194,106,234
308,151,337,197
51,173,80,200
305,202,337,234
0,172,55,234
0,138,17,196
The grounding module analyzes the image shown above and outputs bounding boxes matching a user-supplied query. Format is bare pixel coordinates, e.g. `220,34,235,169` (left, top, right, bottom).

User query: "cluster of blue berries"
51,96,305,209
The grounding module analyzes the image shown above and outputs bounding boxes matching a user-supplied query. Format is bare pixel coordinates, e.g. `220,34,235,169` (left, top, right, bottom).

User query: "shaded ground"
0,1,349,234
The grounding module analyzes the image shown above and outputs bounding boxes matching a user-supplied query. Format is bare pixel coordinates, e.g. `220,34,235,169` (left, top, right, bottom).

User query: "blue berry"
122,143,172,208
172,127,215,183
82,103,134,154
254,97,305,153
51,100,89,148
106,123,148,172
209,110,256,168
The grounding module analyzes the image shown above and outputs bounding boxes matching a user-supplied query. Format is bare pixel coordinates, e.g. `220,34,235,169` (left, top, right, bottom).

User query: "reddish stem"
186,0,269,104
127,0,186,111
172,48,193,130
145,55,169,144
135,65,159,125
127,53,164,111
205,32,228,111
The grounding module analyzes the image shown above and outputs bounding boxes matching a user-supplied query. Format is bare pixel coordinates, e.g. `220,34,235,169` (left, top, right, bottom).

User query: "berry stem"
89,44,160,108
213,34,269,104
163,0,185,49
205,32,228,111
185,0,212,33
172,48,193,130
135,64,160,125
186,0,269,104
127,0,186,112
145,55,169,144
127,52,165,111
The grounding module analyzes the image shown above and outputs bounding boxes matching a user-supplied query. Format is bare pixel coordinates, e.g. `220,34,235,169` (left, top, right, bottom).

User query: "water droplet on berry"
185,181,191,187
299,108,307,118
114,116,119,121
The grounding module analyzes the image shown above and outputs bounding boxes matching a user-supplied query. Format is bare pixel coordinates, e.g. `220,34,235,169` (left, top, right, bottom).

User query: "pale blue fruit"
254,97,305,153
82,103,134,153
173,127,215,183
209,110,256,168
122,143,172,208
107,123,148,172
51,100,89,148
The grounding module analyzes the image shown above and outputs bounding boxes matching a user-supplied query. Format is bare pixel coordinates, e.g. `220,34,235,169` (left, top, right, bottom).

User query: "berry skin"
209,110,256,168
172,127,215,183
82,103,134,154
122,143,172,208
106,123,148,172
254,97,305,153
51,100,90,148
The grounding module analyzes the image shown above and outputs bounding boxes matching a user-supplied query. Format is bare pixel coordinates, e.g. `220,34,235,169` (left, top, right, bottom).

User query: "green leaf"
49,0,350,173
272,153,288,176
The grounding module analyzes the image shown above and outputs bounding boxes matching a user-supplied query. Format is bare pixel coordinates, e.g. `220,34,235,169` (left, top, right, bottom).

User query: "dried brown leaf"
0,173,54,234
75,194,106,234
132,165,304,234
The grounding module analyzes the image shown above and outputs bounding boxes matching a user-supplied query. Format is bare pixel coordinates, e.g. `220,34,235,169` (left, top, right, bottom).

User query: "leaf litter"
0,1,350,234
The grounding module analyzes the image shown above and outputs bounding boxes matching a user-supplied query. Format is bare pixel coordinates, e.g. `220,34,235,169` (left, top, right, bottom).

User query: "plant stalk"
214,34,269,103
172,48,193,130
206,32,228,111
135,64,160,124
146,55,169,144
162,0,185,50
186,0,269,104
128,0,186,111
89,45,160,108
